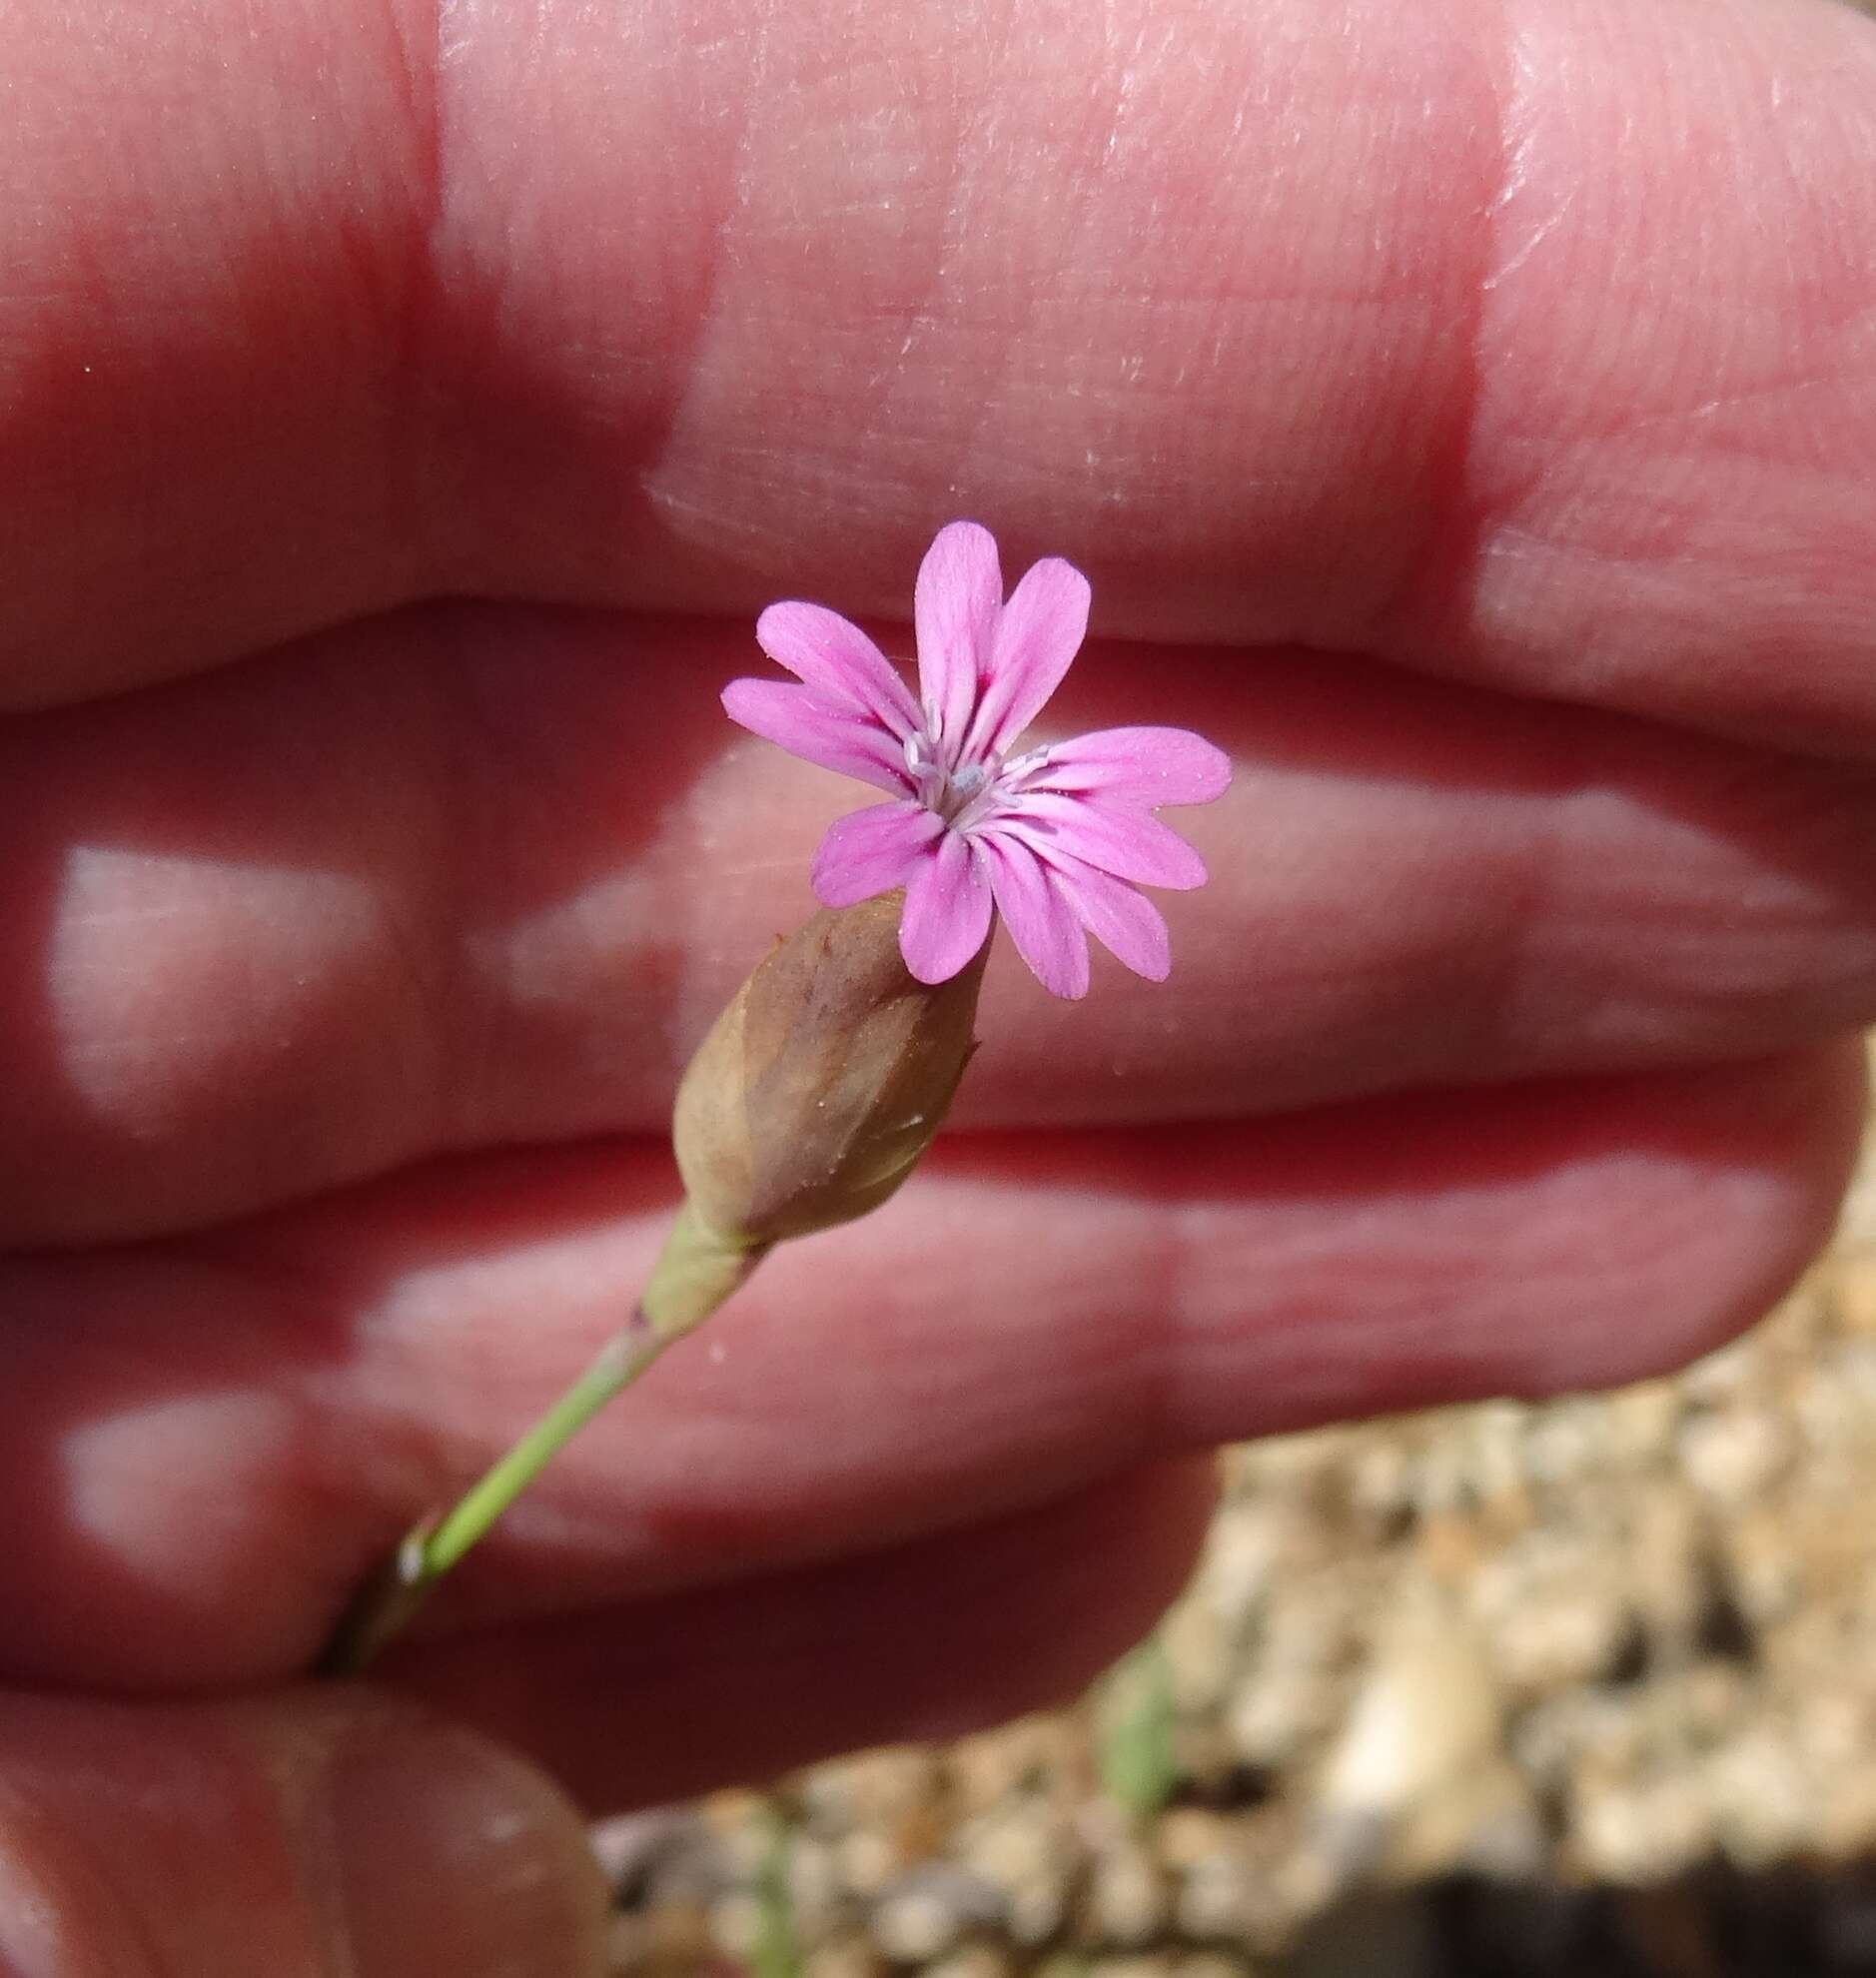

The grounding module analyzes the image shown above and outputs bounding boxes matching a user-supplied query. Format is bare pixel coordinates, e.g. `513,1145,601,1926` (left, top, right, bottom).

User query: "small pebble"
870,1886,963,1963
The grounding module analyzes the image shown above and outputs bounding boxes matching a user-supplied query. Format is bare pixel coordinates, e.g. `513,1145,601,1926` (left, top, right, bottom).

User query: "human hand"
2,0,1873,1969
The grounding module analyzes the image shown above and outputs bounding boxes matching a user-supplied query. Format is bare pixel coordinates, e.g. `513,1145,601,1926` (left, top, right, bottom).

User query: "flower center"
905,733,1004,827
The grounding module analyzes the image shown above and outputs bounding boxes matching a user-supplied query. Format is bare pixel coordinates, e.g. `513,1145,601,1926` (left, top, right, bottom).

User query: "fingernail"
328,1713,607,1978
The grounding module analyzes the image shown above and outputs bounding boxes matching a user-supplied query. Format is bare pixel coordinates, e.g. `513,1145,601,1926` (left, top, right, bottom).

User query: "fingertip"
389,1459,1219,1809
0,1690,610,1978
320,1701,610,1978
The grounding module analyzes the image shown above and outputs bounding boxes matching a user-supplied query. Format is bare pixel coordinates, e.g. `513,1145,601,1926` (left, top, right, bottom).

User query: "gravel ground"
599,1085,1876,1976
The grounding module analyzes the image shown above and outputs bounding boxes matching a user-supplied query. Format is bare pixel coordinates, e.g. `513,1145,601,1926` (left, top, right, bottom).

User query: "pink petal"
997,791,1209,890
913,521,1001,757
1026,726,1232,807
899,826,993,984
968,555,1092,758
1048,858,1171,981
811,801,944,907
976,831,1090,998
755,601,921,738
722,678,912,796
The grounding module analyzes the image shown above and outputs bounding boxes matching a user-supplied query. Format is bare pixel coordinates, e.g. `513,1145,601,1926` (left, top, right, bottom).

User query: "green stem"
426,1319,666,1577
317,1202,766,1676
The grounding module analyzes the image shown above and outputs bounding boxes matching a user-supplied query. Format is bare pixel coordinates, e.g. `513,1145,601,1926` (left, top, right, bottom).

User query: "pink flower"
723,520,1231,999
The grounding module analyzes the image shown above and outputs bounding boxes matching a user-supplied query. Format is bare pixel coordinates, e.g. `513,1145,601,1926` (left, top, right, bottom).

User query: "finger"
0,1045,1854,1688
0,0,445,704
0,1687,605,1978
392,1459,1218,1811
4,0,1874,758
13,606,1876,1242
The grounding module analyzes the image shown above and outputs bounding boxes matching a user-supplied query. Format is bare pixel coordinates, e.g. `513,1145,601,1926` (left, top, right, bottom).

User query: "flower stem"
317,1202,766,1676
429,1316,668,1576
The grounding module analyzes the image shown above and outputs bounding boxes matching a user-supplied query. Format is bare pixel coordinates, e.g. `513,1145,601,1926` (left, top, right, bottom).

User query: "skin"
0,0,1873,1967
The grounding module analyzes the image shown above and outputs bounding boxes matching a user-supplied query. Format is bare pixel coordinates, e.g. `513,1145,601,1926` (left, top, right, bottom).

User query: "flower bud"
670,891,987,1252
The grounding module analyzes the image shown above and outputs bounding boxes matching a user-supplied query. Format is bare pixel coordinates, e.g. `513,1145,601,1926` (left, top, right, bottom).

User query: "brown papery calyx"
639,893,988,1338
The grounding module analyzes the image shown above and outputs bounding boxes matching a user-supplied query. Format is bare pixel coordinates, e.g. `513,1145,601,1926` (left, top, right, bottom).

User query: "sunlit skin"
1,0,1875,1968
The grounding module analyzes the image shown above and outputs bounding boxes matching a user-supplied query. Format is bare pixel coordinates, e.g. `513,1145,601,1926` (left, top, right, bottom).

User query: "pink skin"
0,0,1874,1969
725,520,1230,994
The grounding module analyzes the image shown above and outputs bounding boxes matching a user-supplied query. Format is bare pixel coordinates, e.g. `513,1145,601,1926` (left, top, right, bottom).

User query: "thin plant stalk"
318,1205,764,1674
